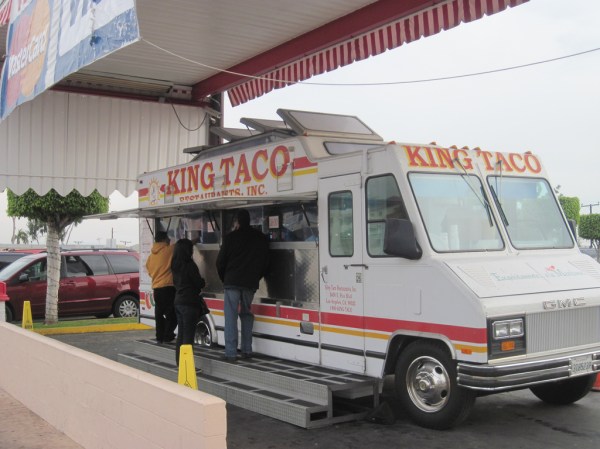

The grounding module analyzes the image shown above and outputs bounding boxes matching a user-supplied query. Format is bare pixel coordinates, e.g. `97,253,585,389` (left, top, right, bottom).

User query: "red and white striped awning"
0,0,11,27
228,0,528,107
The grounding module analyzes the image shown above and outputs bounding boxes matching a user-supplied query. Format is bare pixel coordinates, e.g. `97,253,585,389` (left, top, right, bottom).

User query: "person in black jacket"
171,238,207,366
216,209,269,361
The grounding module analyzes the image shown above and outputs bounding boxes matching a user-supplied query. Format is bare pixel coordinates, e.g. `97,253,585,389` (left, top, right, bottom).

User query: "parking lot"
50,329,600,449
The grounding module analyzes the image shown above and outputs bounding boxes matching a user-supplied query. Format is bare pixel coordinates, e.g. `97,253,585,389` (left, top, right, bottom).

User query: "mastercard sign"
0,0,139,121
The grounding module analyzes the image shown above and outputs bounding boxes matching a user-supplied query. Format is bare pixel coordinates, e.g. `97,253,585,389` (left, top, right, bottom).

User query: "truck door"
318,174,365,373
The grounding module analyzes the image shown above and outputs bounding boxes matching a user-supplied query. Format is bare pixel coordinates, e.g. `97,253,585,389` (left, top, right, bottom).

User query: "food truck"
132,109,600,429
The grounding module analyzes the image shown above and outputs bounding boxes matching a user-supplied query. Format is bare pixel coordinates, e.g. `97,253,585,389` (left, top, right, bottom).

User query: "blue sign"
0,0,140,121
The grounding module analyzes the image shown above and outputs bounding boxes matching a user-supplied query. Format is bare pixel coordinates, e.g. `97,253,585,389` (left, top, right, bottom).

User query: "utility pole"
581,202,600,214
580,202,600,248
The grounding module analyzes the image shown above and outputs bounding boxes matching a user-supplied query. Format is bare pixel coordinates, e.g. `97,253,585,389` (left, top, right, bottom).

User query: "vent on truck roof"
239,118,289,133
183,144,213,154
277,109,382,141
210,127,257,141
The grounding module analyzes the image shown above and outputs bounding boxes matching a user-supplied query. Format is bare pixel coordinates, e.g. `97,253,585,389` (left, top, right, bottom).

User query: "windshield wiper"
489,185,509,226
480,186,493,227
453,158,493,227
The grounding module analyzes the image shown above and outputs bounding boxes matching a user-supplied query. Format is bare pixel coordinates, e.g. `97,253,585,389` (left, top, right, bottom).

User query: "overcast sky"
1,0,598,245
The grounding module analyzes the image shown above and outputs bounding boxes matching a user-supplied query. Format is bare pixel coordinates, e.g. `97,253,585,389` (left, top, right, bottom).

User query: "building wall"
0,90,209,197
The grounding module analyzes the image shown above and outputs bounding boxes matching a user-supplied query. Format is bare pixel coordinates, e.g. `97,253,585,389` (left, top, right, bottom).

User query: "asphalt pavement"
2,327,600,449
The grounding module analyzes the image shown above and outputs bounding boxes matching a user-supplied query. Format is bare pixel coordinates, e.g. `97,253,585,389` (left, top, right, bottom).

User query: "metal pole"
580,202,600,248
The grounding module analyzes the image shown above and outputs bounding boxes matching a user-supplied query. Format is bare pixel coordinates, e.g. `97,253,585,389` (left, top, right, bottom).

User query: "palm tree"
15,229,29,244
27,219,46,243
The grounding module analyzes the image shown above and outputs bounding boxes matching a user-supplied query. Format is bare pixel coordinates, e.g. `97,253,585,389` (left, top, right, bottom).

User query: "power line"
143,38,600,87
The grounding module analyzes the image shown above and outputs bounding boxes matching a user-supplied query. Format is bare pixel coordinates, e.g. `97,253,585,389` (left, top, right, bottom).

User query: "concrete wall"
0,323,226,449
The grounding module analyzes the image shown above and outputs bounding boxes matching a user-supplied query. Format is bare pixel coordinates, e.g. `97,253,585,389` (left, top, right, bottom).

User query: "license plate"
570,355,593,376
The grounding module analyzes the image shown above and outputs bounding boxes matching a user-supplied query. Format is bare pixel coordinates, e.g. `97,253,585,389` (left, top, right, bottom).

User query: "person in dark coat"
171,238,207,366
216,209,269,361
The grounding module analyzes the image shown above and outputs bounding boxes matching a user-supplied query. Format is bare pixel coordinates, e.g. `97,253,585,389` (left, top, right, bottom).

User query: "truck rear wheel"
395,340,476,430
530,374,595,405
194,316,213,347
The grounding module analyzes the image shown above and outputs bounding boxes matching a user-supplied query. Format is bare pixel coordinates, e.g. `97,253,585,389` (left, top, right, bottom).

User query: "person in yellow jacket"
145,231,177,344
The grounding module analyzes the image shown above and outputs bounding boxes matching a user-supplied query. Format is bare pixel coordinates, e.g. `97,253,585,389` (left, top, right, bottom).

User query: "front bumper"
457,349,600,391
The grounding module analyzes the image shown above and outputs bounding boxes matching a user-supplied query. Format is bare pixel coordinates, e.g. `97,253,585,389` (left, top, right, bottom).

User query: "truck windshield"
409,173,504,252
487,176,573,249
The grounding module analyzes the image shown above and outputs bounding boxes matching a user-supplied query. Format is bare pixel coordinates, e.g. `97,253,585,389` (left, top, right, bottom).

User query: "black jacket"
216,226,269,291
172,260,206,308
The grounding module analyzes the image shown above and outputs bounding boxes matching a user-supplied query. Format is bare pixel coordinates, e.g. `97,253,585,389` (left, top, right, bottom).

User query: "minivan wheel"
113,295,139,318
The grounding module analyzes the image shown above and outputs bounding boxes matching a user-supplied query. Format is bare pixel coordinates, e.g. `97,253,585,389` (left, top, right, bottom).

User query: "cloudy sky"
1,0,598,245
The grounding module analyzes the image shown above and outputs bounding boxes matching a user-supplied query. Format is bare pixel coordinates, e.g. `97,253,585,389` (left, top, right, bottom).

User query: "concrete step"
117,339,381,428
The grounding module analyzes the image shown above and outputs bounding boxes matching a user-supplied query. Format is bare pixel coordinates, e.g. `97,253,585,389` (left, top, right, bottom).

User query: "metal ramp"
118,340,381,428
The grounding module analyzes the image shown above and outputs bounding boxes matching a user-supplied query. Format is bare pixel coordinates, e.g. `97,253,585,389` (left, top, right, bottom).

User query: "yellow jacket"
145,242,174,289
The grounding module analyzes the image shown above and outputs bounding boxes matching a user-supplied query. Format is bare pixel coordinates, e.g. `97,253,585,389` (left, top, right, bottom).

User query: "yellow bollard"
177,344,198,390
21,301,33,330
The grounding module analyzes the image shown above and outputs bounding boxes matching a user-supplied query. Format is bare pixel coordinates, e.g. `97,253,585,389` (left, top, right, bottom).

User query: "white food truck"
131,109,600,429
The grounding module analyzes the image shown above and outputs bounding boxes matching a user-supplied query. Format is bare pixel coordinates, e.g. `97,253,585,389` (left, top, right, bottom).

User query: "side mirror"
384,218,422,260
18,273,29,283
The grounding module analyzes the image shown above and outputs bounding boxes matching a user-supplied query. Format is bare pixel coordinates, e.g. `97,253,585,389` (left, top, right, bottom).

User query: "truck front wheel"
530,374,595,405
395,340,476,430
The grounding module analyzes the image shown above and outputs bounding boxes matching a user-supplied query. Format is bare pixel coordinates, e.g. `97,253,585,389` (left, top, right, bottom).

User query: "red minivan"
0,249,140,322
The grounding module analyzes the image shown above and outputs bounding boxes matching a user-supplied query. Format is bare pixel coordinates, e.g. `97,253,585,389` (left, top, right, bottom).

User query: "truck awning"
87,193,317,220
227,0,529,106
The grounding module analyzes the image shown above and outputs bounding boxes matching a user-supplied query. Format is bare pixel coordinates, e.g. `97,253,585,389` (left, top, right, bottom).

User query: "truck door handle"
344,264,369,270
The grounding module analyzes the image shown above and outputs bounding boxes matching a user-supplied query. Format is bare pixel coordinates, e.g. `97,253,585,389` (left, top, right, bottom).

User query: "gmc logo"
543,298,586,310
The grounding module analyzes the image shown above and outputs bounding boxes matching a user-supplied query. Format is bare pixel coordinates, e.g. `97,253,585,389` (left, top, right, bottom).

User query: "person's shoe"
241,352,253,359
155,340,164,345
222,355,237,363
164,334,176,343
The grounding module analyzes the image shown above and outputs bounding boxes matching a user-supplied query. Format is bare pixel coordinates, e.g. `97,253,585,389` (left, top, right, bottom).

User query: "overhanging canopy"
224,0,529,106
1,0,528,107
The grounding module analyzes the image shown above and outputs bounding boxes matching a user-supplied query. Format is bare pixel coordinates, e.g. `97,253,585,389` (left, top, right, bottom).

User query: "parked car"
0,249,140,322
0,249,43,272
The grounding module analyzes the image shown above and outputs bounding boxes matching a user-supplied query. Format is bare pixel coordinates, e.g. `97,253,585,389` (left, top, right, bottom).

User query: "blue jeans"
224,287,255,357
175,304,201,366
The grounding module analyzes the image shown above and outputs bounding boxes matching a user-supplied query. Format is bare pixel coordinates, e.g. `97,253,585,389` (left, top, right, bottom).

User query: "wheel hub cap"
407,356,451,413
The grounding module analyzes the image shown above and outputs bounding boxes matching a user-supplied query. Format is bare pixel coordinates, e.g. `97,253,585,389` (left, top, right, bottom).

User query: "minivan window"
107,254,139,274
79,255,110,276
23,259,47,282
0,255,40,280
65,256,93,277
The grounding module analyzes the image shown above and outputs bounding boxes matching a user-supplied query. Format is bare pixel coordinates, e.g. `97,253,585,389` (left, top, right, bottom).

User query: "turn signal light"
501,341,516,351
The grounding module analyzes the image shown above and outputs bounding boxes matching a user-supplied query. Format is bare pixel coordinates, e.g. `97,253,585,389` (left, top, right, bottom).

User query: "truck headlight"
492,319,524,339
488,316,526,358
